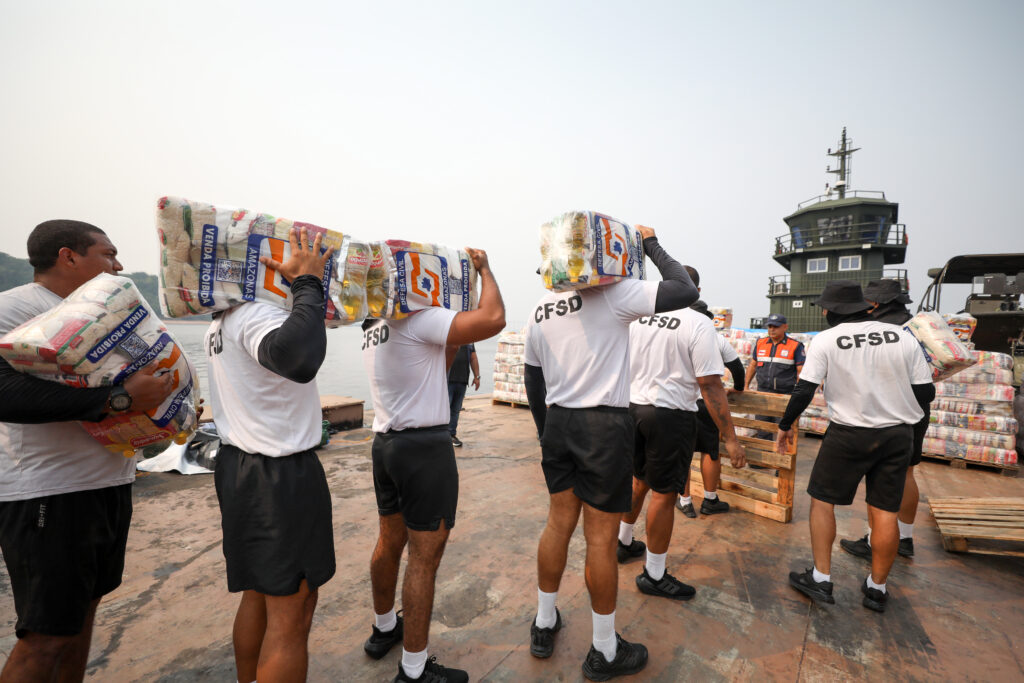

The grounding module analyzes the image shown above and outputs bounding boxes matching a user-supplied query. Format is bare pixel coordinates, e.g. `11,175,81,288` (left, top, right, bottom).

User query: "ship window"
807,258,828,273
839,255,862,271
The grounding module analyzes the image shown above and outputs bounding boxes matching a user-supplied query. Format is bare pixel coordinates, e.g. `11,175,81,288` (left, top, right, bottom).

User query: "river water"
165,321,499,404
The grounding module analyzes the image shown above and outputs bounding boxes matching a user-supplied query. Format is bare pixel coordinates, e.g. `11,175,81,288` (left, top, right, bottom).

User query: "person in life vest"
744,313,805,442
840,278,929,561
776,281,934,613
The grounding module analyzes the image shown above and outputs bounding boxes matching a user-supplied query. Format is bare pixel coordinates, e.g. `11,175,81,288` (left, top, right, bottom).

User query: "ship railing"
768,269,908,297
796,190,888,209
774,223,906,256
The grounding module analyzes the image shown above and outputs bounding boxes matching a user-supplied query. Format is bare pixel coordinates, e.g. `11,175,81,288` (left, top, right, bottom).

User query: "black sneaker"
364,613,403,659
700,497,730,515
616,539,645,563
393,656,468,683
839,535,872,561
529,608,562,658
451,436,463,447
635,568,696,601
788,568,835,604
861,579,888,612
676,499,697,518
898,537,914,557
581,633,649,681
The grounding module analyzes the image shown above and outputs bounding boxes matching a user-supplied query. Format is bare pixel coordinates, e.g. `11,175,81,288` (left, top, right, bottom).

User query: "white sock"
898,520,914,540
704,491,718,501
536,588,558,628
679,495,692,506
402,648,429,679
592,611,617,663
866,530,872,547
645,551,667,581
812,566,831,583
618,521,634,546
866,575,887,594
375,608,397,632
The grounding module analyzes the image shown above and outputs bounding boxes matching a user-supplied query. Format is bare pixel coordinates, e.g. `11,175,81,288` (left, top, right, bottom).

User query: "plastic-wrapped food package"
799,416,830,434
492,331,528,404
953,365,1015,385
926,424,1015,450
931,397,1015,417
934,382,1016,402
943,313,977,342
922,437,1017,465
0,274,200,456
366,242,395,319
382,240,478,319
973,350,1014,370
902,312,977,381
930,410,1018,434
710,307,733,330
539,211,645,292
156,196,347,325
335,238,370,325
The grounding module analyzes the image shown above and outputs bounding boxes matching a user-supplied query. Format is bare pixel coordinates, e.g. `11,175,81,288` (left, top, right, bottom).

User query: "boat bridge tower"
765,128,909,332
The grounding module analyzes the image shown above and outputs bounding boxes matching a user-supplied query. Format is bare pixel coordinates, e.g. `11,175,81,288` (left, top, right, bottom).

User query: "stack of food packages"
156,196,478,325
926,350,1018,466
539,211,645,292
711,307,733,330
0,274,200,457
492,331,527,405
717,327,762,438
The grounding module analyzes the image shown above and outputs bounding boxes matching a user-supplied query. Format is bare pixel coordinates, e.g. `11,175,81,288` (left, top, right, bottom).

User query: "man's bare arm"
697,375,746,468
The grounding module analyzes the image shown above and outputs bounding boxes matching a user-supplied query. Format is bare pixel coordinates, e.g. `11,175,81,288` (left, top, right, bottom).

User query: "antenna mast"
826,127,860,199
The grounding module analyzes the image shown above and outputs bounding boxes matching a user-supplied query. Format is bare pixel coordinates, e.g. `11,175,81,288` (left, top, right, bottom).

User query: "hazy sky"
2,0,1021,327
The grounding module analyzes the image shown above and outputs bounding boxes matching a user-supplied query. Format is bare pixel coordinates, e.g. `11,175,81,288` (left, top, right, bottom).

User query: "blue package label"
199,224,219,306
86,306,149,364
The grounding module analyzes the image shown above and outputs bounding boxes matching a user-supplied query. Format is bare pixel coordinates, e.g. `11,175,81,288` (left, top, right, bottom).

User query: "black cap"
766,313,787,327
812,280,873,314
690,299,714,320
863,279,912,305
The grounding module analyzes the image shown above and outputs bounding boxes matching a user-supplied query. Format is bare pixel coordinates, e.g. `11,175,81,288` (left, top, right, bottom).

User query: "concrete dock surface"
2,395,1023,682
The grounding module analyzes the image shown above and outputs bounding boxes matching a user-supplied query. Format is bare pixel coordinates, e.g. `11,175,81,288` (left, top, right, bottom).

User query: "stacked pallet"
492,331,528,405
929,497,1024,557
925,351,1018,467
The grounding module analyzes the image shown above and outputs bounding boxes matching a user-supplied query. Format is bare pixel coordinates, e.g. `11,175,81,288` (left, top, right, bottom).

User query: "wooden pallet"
920,452,1019,477
492,398,530,409
929,497,1024,558
687,391,798,523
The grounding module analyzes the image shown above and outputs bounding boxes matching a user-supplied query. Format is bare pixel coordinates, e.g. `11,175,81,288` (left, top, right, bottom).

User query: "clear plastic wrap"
952,365,1015,385
336,238,370,325
492,330,527,404
972,350,1014,370
930,410,1018,434
710,307,733,330
902,311,977,381
156,196,349,326
366,242,396,319
0,274,200,456
926,424,1015,450
934,382,1016,402
942,312,977,342
922,437,1017,465
539,211,645,292
382,240,478,319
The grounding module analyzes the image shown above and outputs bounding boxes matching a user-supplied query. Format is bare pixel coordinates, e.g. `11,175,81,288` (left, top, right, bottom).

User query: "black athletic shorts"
910,414,928,467
630,403,697,493
0,484,132,638
541,405,634,513
215,445,335,595
807,422,913,513
694,399,720,459
373,425,458,531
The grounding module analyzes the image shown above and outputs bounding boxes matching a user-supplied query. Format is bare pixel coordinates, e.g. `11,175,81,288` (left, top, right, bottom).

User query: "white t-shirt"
363,308,457,432
525,279,659,409
205,302,322,456
800,320,932,429
629,309,725,411
717,333,740,364
0,283,134,501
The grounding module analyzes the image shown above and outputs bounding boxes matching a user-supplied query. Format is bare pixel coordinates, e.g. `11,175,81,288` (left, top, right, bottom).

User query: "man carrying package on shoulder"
361,248,505,683
523,226,698,681
205,227,336,683
0,220,174,683
776,281,933,613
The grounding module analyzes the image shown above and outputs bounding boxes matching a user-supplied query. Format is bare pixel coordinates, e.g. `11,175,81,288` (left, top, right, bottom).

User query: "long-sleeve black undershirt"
779,379,936,431
725,358,745,391
644,237,699,313
256,274,327,384
524,363,547,438
0,356,109,424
